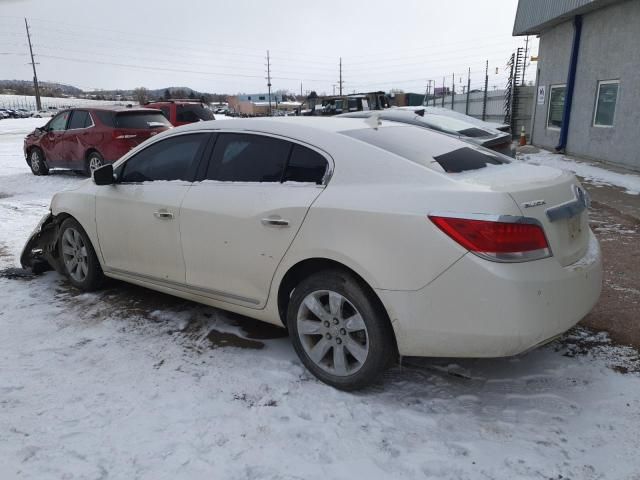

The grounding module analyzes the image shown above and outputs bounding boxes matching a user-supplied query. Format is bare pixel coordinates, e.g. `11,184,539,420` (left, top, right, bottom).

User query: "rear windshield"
176,104,215,122
115,112,172,129
342,126,509,173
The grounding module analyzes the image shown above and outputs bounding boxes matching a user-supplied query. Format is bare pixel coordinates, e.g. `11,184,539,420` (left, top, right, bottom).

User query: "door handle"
261,217,290,227
154,210,174,220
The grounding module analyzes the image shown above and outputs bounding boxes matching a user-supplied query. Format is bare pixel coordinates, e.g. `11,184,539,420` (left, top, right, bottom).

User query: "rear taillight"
112,130,137,140
429,215,551,262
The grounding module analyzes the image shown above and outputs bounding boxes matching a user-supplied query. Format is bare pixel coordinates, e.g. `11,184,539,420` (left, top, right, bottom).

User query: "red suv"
24,106,172,176
144,100,215,126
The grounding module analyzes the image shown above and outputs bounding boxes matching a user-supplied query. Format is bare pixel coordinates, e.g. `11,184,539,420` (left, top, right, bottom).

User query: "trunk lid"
454,162,590,266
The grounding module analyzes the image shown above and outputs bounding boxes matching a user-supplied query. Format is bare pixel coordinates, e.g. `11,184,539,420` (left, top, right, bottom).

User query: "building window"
593,80,619,127
547,84,566,129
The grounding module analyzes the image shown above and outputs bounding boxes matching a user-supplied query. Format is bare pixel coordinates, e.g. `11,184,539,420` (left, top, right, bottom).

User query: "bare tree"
133,87,149,105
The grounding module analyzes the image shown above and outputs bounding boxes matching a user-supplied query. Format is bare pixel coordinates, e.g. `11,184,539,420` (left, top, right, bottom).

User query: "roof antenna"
364,112,382,130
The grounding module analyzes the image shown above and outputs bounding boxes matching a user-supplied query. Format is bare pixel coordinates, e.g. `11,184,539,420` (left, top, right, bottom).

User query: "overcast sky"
1,0,536,95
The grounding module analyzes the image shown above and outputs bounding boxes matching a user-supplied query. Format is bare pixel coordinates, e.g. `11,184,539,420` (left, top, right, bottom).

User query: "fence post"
482,60,488,121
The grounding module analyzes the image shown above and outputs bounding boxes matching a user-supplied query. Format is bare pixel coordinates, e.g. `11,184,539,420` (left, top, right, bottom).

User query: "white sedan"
21,118,602,390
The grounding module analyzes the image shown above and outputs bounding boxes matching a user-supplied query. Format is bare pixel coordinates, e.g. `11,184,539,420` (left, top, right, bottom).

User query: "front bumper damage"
20,213,63,274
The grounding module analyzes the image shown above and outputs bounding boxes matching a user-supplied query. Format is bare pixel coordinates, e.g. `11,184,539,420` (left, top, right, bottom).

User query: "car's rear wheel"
288,269,395,390
29,148,49,176
58,218,104,291
85,151,104,176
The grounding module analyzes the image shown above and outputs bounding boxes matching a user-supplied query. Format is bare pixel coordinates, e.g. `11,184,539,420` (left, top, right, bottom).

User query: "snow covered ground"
519,149,640,195
1,118,640,480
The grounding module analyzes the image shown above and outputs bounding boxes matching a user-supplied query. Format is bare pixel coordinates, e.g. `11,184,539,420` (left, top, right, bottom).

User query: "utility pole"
266,50,272,116
441,76,445,107
338,57,343,96
482,60,489,121
465,67,471,115
24,18,42,111
300,82,303,97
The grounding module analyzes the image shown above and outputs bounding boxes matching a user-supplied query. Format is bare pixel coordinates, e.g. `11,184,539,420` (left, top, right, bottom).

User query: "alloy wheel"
296,290,369,376
89,156,103,172
30,151,40,173
61,227,89,283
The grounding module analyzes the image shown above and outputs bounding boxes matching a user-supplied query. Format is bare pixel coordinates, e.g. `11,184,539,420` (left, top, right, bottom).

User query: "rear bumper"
378,230,602,357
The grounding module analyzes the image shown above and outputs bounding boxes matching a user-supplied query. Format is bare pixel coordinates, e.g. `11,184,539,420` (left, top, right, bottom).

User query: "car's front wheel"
288,269,396,390
58,218,104,291
28,147,49,176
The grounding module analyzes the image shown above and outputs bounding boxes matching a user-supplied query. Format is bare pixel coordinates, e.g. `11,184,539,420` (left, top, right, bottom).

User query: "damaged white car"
21,118,602,390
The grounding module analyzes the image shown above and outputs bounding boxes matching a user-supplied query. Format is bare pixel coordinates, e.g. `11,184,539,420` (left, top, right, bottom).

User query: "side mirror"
93,163,115,185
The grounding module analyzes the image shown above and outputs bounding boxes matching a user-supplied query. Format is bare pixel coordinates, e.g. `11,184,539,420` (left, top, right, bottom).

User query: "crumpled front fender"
20,213,63,274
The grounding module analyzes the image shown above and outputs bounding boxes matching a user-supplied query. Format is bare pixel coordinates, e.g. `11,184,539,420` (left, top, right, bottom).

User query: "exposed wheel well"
277,257,398,355
85,148,101,161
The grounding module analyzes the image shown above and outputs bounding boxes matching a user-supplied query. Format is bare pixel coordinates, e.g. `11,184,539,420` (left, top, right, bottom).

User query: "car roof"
84,105,164,113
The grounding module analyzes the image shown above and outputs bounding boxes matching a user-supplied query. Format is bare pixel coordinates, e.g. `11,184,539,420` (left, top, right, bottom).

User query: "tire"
58,218,104,291
85,151,104,176
288,269,395,391
28,147,49,176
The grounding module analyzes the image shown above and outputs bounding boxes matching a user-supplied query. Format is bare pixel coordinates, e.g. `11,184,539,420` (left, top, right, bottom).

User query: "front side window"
48,111,71,131
547,85,566,129
119,133,207,183
206,133,291,182
594,80,619,127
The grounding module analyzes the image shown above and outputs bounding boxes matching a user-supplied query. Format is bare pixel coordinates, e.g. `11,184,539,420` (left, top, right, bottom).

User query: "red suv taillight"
428,215,551,262
112,130,137,140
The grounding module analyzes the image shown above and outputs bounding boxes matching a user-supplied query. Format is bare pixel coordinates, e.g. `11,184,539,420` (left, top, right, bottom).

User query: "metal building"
513,0,640,171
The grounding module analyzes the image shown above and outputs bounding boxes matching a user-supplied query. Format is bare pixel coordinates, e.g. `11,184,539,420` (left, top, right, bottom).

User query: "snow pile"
520,150,640,195
2,118,640,479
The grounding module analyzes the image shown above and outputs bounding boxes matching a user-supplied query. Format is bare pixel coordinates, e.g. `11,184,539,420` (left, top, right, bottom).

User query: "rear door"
179,132,329,307
62,110,94,167
95,132,209,282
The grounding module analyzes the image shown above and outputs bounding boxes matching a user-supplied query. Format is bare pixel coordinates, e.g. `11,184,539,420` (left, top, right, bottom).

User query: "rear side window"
206,133,291,182
176,104,214,122
160,106,170,120
94,110,115,127
120,133,207,182
433,147,504,173
115,112,171,129
68,110,91,129
283,145,328,184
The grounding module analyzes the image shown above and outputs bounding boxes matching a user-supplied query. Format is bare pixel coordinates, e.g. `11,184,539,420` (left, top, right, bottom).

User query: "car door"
180,132,330,308
94,132,209,283
40,111,71,165
62,110,94,168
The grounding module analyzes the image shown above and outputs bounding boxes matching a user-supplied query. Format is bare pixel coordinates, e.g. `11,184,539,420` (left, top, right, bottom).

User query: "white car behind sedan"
21,117,602,390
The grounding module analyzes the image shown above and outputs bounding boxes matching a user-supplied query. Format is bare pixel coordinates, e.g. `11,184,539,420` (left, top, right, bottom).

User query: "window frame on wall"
593,79,620,128
546,84,566,131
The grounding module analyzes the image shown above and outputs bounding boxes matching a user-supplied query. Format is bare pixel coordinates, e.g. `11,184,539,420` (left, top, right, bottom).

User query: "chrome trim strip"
104,267,260,305
428,211,553,263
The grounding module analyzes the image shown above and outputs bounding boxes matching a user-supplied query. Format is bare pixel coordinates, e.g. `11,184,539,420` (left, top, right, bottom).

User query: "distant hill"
0,81,226,102
0,79,83,96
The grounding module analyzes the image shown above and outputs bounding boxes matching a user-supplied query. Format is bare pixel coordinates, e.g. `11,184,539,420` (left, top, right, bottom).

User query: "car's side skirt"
103,267,261,307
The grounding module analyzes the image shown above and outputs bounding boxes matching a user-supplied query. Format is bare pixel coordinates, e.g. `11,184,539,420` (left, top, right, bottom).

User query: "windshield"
115,112,171,129
176,104,215,122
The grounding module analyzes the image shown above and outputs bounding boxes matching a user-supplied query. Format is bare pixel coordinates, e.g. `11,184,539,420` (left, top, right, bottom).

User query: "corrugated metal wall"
513,0,597,34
